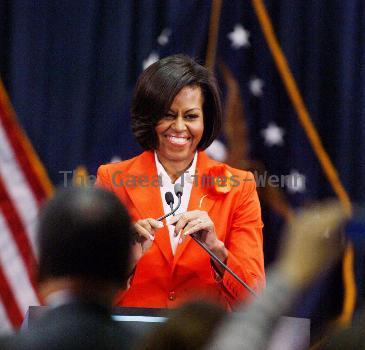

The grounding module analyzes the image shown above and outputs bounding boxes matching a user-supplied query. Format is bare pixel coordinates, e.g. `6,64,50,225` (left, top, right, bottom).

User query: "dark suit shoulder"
0,303,136,350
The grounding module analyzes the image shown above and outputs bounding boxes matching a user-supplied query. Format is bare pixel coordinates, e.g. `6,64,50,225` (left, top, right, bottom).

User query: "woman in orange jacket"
96,54,265,310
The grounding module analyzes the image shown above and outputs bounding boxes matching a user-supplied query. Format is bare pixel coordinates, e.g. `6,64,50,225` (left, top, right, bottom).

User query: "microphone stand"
190,232,257,297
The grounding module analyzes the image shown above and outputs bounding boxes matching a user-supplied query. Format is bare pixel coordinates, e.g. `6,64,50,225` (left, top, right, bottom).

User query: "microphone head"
174,183,183,197
165,192,174,205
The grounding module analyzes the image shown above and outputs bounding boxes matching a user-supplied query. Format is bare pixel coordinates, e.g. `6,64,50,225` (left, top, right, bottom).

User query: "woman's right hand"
131,218,164,268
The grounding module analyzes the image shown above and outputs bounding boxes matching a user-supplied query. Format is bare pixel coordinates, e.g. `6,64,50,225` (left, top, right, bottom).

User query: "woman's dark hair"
131,54,222,150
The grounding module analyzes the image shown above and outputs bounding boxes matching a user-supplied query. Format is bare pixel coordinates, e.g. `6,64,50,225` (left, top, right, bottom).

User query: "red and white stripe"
0,84,52,334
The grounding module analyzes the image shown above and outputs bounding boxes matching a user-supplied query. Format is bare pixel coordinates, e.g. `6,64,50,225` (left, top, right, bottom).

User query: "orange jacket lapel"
173,151,217,266
124,151,173,263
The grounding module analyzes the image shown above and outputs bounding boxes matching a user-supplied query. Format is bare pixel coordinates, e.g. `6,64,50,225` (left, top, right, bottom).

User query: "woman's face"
155,85,204,164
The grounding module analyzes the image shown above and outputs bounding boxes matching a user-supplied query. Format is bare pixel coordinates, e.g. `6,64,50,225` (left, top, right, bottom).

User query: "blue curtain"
1,1,364,202
0,0,212,181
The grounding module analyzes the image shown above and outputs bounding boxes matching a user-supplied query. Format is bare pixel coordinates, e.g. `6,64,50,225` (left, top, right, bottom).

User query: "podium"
22,306,169,336
22,306,310,350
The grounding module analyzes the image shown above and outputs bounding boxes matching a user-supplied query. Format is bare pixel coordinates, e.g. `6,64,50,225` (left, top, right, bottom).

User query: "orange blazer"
96,151,265,310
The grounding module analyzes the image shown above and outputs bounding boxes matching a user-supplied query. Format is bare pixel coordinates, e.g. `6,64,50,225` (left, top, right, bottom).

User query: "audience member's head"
276,200,346,291
139,300,226,350
37,186,133,303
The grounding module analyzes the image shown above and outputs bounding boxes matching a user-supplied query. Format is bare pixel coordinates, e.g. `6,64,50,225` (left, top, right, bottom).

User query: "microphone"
172,185,257,297
156,187,182,221
165,192,174,213
174,183,183,197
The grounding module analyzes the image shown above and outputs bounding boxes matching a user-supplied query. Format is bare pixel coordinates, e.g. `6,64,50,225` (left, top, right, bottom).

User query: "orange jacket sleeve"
214,171,265,305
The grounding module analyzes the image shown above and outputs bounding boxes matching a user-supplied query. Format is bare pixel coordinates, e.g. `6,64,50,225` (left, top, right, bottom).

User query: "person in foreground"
97,54,265,309
206,200,346,350
139,300,226,350
0,187,136,350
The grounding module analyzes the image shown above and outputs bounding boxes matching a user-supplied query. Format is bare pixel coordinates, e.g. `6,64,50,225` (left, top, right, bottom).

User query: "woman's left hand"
169,210,228,262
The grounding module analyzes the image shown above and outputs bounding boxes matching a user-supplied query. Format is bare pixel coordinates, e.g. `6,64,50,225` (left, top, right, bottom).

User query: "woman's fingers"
135,218,164,241
170,210,200,236
131,218,164,266
146,218,164,229
181,218,206,236
135,223,154,241
179,220,207,243
170,211,213,237
173,214,190,236
184,224,208,237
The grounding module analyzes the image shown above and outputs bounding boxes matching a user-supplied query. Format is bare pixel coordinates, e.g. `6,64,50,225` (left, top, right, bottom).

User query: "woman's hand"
169,210,228,262
131,218,164,268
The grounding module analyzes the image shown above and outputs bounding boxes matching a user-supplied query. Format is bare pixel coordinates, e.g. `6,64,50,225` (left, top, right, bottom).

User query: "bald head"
37,187,133,286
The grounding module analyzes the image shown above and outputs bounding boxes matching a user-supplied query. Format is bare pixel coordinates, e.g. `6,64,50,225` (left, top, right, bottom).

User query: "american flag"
0,81,52,333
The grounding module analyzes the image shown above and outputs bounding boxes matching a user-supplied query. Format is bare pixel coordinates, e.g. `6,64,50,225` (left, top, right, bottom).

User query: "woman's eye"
163,114,175,120
185,114,199,120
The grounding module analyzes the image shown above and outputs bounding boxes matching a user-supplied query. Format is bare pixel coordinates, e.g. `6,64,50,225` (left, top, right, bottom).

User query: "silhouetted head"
37,187,133,288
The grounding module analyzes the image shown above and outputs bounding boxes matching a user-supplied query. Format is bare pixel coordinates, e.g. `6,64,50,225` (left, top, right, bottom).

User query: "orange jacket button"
168,291,176,301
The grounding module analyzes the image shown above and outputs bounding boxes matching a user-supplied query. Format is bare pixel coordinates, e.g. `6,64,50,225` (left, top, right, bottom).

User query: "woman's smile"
165,134,191,146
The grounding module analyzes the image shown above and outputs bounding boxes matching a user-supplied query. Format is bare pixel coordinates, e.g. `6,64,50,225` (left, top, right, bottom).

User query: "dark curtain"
0,0,212,182
0,0,364,201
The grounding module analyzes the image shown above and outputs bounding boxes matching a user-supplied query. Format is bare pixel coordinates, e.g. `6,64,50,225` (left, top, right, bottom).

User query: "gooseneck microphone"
167,185,257,297
156,184,183,221
174,183,183,197
165,192,174,213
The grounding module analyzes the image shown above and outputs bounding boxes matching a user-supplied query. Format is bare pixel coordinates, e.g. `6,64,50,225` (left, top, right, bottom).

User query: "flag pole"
205,0,222,70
